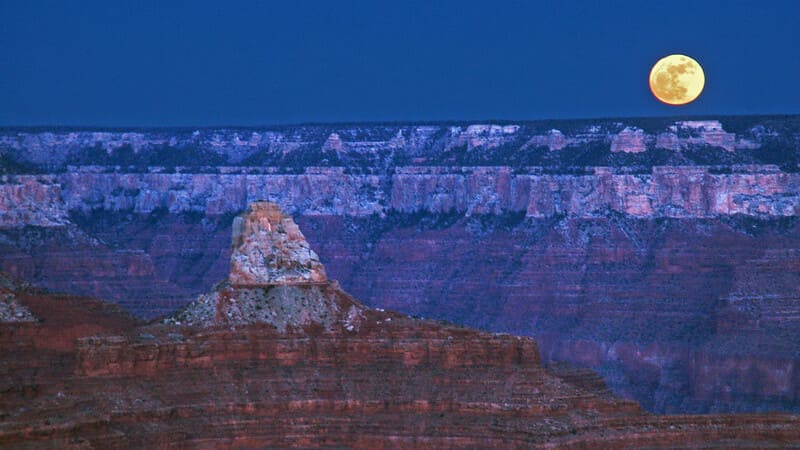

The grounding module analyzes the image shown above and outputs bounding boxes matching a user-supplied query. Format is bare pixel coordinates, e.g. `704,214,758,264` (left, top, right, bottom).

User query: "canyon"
1,202,798,448
1,116,799,415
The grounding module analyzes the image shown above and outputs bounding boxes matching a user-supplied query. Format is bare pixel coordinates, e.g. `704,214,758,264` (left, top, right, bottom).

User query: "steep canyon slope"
1,116,799,414
1,203,798,448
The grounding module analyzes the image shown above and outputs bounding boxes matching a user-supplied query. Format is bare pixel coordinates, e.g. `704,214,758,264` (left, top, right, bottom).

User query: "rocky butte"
163,202,361,331
0,115,799,415
228,202,328,286
1,202,798,448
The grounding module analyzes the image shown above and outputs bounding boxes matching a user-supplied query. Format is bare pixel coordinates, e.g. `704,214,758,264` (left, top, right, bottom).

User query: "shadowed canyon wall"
1,116,799,414
2,206,798,448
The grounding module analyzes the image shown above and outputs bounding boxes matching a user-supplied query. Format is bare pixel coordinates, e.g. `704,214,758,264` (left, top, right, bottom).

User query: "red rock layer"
0,275,140,428
2,213,799,414
0,213,232,318
1,249,799,450
299,214,800,414
2,311,799,448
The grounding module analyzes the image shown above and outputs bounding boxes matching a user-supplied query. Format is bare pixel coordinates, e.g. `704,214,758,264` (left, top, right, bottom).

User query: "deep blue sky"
1,0,799,126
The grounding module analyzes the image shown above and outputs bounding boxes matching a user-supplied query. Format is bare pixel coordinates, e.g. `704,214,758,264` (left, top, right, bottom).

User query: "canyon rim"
1,116,799,425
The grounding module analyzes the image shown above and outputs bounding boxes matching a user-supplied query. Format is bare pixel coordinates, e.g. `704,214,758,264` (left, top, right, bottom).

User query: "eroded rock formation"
228,202,327,286
0,272,36,322
1,116,799,415
1,206,799,448
164,202,359,331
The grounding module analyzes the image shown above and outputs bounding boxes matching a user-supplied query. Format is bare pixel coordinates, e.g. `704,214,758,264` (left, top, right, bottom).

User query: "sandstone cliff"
164,202,361,331
1,117,798,227
1,116,799,416
228,202,327,286
1,205,798,448
2,166,798,228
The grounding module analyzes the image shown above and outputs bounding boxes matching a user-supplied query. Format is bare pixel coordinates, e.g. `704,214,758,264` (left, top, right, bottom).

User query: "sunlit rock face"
165,202,360,331
228,202,327,286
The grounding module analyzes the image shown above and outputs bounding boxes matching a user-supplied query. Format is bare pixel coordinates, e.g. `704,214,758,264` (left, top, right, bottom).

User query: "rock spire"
165,202,362,331
229,202,327,286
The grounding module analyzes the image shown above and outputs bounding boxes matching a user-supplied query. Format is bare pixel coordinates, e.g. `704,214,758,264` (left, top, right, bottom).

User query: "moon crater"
649,54,705,105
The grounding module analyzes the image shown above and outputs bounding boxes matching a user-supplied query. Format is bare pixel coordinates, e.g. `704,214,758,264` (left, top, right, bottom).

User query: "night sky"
1,0,799,126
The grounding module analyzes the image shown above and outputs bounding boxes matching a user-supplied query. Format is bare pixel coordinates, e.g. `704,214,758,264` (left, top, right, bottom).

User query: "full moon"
649,54,705,105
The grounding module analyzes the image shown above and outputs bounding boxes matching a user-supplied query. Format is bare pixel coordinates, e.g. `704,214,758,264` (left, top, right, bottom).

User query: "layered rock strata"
0,167,797,228
1,116,799,416
1,205,799,448
228,202,327,286
0,270,140,426
164,202,360,331
0,118,786,169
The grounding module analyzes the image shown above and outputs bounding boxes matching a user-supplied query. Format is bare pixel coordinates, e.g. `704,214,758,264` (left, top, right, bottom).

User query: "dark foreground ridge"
1,203,799,448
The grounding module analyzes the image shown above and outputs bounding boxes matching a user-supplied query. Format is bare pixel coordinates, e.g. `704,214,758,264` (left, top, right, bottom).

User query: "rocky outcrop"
1,116,799,417
0,175,68,227
0,272,36,322
164,202,361,331
0,294,35,322
2,118,789,170
657,120,740,152
228,202,327,286
165,283,364,331
8,210,793,414
610,127,646,153
522,128,567,151
2,205,799,448
0,167,797,227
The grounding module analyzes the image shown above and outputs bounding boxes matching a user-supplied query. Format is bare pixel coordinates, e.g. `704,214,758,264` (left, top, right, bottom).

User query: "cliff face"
1,205,798,449
1,165,797,228
1,117,798,224
163,202,362,331
0,271,139,430
228,202,328,286
1,116,799,415
13,314,800,448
